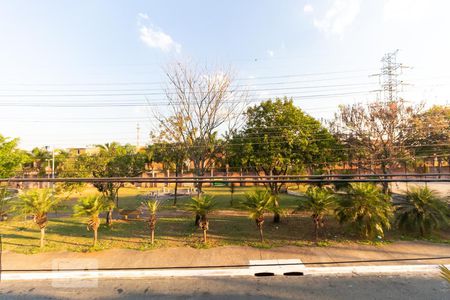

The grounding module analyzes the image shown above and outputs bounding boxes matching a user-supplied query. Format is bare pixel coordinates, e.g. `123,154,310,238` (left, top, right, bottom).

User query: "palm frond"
241,190,275,220
335,183,393,239
395,186,449,235
13,189,60,216
73,195,108,217
188,194,216,216
142,198,162,214
439,265,450,283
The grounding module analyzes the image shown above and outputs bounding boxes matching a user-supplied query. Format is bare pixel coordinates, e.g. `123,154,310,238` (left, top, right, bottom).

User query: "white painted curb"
1,263,449,281
304,264,450,276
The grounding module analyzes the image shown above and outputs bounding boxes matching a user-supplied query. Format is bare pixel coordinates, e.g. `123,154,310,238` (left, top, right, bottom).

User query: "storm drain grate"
283,271,304,276
254,272,275,277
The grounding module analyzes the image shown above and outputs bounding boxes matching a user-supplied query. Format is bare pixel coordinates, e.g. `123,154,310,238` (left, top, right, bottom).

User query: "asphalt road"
0,274,449,299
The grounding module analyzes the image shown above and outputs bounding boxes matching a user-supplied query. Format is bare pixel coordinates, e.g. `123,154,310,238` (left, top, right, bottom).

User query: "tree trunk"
93,229,98,246
40,227,45,248
267,170,281,223
115,189,120,208
314,219,319,241
203,229,207,244
151,229,155,245
229,183,235,207
273,197,280,223
381,163,389,194
437,158,442,178
106,208,113,226
195,214,201,226
173,167,179,206
259,226,264,243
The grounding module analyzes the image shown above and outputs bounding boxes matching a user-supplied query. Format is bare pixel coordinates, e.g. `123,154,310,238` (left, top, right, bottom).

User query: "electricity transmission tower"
372,50,409,102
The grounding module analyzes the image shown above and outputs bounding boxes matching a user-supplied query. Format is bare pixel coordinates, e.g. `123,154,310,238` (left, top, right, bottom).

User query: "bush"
395,186,449,236
335,183,393,239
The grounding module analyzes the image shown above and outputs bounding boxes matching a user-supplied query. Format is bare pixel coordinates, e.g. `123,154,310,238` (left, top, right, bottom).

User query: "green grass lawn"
0,212,349,254
155,186,303,211
1,186,449,254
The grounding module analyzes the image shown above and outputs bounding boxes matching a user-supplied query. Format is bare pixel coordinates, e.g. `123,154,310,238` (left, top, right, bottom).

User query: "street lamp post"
45,145,56,187
52,148,55,179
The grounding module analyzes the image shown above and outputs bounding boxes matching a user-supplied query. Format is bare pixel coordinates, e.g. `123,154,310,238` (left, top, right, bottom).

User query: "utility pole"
52,147,55,179
136,123,140,149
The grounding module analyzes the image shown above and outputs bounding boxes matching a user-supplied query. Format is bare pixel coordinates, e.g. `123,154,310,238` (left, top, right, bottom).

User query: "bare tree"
330,99,422,193
406,105,450,174
156,62,247,193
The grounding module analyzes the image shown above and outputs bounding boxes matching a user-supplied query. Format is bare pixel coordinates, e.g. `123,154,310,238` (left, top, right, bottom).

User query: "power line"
2,255,449,272
0,85,379,97
0,82,379,93
0,68,374,87
0,91,375,107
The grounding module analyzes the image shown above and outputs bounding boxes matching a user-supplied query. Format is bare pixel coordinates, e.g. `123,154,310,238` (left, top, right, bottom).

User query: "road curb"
304,264,449,276
1,263,449,281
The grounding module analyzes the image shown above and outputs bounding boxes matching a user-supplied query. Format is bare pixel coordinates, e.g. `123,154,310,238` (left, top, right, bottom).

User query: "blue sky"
0,0,449,149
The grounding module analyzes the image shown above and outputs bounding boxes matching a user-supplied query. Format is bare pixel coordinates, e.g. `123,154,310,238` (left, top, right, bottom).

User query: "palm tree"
188,195,216,244
73,195,108,246
142,199,162,244
395,187,449,236
335,183,393,239
13,189,60,248
241,190,276,242
297,186,336,241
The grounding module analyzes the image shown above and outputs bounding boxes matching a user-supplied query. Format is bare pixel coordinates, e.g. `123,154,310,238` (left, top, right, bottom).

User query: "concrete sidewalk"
2,241,449,271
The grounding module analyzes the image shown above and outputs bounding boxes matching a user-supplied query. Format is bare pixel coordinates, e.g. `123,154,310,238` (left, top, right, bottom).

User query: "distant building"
66,147,99,156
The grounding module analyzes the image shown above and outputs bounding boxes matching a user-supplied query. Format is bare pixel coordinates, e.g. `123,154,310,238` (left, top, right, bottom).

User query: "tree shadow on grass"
1,233,91,248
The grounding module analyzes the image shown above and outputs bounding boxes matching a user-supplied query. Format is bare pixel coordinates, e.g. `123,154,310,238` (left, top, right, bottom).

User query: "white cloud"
303,4,314,13
137,14,181,53
267,49,274,57
383,0,430,22
313,0,361,36
137,13,149,20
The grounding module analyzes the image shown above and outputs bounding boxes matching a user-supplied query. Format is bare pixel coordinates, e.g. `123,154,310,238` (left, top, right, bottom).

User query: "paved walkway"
2,241,449,271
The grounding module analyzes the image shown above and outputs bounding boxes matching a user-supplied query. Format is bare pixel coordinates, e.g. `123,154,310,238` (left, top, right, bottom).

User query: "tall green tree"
27,147,69,177
229,98,341,222
75,142,148,225
150,141,187,206
28,147,51,177
0,134,27,178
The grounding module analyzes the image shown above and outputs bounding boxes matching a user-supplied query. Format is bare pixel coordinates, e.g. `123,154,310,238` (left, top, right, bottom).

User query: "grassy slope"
0,186,449,254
